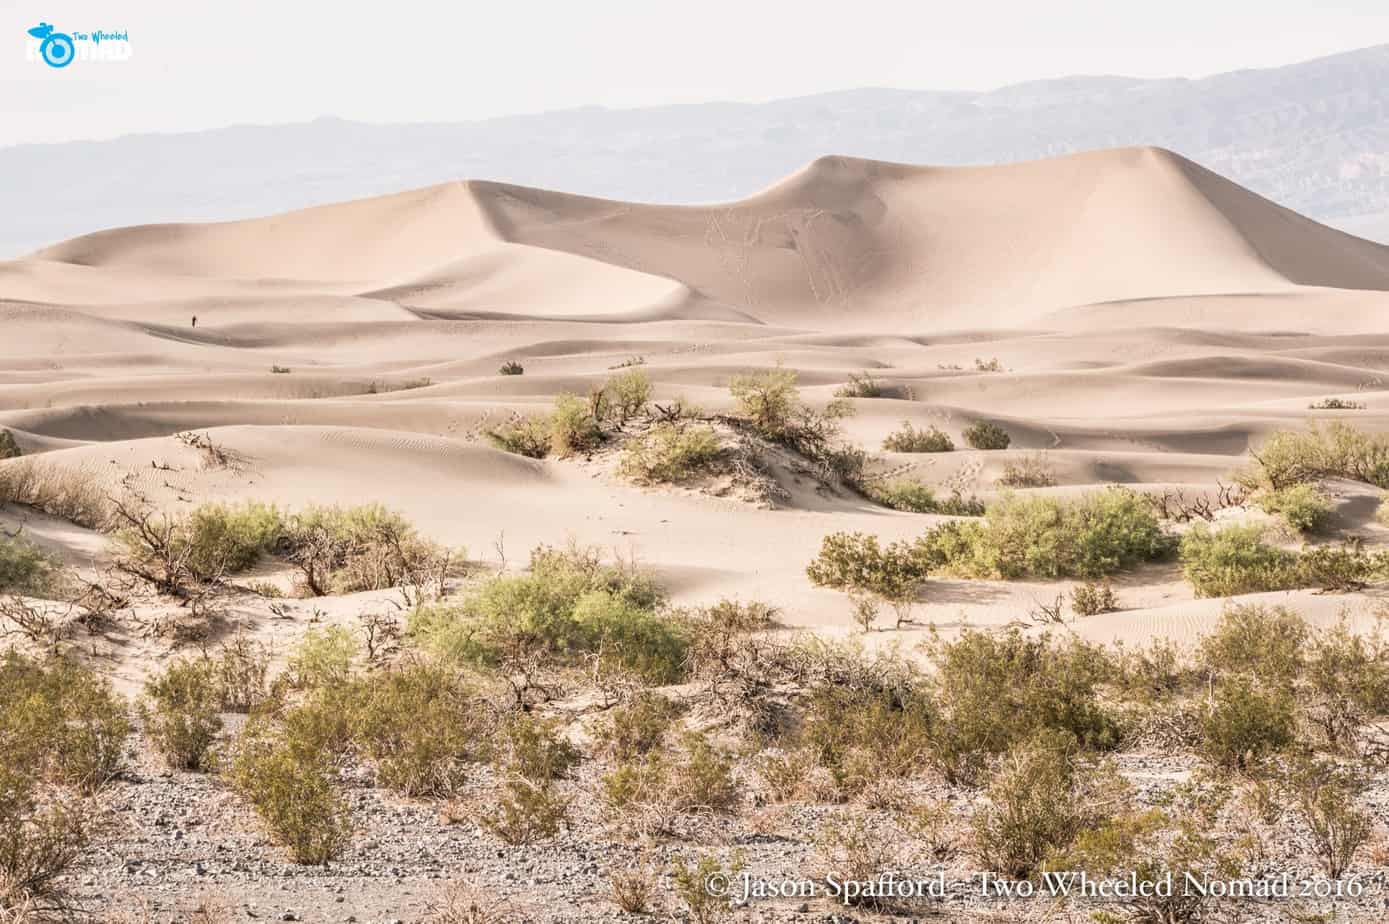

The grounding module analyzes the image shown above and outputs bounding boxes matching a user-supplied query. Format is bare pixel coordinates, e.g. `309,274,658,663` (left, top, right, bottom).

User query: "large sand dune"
6,145,1389,650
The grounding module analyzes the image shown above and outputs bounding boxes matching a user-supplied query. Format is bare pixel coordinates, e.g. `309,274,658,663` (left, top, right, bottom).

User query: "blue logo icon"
27,22,75,68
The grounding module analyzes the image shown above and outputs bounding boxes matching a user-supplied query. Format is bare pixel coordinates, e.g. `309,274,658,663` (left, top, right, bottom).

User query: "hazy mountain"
4,44,1389,256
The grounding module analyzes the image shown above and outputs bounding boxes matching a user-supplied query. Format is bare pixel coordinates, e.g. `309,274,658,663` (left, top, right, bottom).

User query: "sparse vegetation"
1071,581,1119,616
270,364,291,374
835,372,884,399
963,420,1011,450
498,360,524,376
0,430,20,460
619,422,723,484
0,531,61,597
142,657,224,772
485,414,551,458
865,480,985,515
728,366,862,484
1255,483,1333,533
1309,397,1365,410
806,532,927,629
1178,523,1303,597
882,421,953,452
996,452,1057,488
974,357,1006,372
1239,421,1389,491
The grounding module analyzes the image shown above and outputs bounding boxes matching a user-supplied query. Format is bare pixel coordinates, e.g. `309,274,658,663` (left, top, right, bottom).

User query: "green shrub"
1302,622,1389,751
498,360,524,376
925,630,1118,783
411,545,684,688
1196,676,1294,772
602,733,737,834
1071,581,1118,616
142,658,223,772
0,767,93,916
227,715,353,864
606,369,652,424
835,372,885,399
1288,760,1372,879
1255,484,1332,533
922,488,1171,580
728,367,858,482
1178,524,1303,597
281,503,453,596
729,367,802,435
351,662,485,797
288,626,358,689
550,393,605,457
799,683,934,794
1296,544,1387,591
0,429,19,460
594,693,683,760
0,533,61,596
181,502,283,574
481,714,579,845
867,481,984,515
882,421,953,453
1197,604,1306,686
963,421,1010,450
996,453,1057,488
806,532,928,627
1241,422,1389,491
0,651,130,793
972,739,1120,880
670,853,741,924
619,423,723,483
485,414,550,458
215,634,270,713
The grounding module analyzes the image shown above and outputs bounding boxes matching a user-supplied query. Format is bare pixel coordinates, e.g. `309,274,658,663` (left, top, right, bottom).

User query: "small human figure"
191,315,198,328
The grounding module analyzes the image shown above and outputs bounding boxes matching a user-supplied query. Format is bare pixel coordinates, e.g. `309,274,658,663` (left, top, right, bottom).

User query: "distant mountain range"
4,44,1389,256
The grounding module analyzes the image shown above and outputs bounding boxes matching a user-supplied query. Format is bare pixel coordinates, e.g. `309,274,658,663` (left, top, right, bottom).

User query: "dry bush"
0,460,111,530
605,369,652,425
593,692,682,760
429,879,517,924
215,634,269,713
1309,397,1366,410
0,431,19,461
480,714,579,845
882,421,953,453
1241,421,1389,491
281,504,457,597
669,854,740,924
484,414,550,458
866,480,985,515
727,367,863,485
1288,760,1372,879
813,811,901,908
0,774,94,920
601,732,737,836
497,360,524,376
607,860,657,913
996,452,1057,488
550,393,605,457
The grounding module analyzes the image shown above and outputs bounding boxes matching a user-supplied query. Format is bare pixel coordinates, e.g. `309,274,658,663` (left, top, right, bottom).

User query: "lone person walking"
191,315,197,328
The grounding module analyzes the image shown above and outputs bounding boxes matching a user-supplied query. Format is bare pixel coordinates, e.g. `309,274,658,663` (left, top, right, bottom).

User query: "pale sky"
3,0,1386,147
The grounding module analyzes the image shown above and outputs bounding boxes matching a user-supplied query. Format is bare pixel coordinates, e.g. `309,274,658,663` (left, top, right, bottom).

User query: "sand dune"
6,145,1389,645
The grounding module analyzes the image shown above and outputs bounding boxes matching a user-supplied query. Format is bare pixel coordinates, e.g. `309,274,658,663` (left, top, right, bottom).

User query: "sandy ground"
6,146,1389,921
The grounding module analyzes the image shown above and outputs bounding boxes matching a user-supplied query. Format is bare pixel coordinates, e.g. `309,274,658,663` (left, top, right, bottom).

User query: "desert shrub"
1255,484,1332,533
806,532,928,628
411,545,683,691
1241,421,1389,491
281,504,454,596
1071,581,1118,616
867,480,985,515
1302,622,1389,751
351,662,486,797
481,714,578,845
882,421,952,453
0,430,20,460
0,767,93,917
963,420,1010,450
0,533,61,596
619,423,723,484
594,693,682,760
0,460,111,530
1196,676,1294,772
1107,639,1199,706
549,394,605,457
1197,604,1306,687
606,369,652,424
813,812,899,907
1309,397,1365,410
728,367,859,482
607,861,657,913
214,634,270,713
0,651,130,793
972,739,1121,880
142,658,223,772
1288,760,1372,879
1296,543,1387,591
602,733,737,834
996,453,1057,488
270,364,291,374
227,712,353,864
485,414,550,458
925,630,1118,783
975,357,1006,372
498,360,524,376
799,683,934,794
835,372,884,399
169,502,283,576
670,853,741,924
1178,524,1303,597
287,626,358,690
921,488,1171,580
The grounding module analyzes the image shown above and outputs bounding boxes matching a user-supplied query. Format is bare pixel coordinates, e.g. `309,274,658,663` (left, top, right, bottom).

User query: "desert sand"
6,146,1389,661
6,145,1389,921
